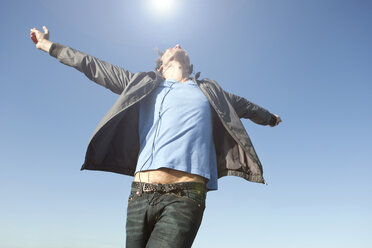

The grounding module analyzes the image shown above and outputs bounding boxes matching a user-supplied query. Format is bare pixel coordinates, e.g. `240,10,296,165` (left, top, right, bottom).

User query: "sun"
150,0,175,14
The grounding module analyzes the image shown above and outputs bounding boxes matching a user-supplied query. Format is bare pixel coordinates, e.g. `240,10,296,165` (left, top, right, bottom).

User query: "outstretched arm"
30,26,133,94
225,91,282,127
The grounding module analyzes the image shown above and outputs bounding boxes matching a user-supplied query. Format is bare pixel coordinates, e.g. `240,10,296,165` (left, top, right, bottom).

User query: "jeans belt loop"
156,184,163,192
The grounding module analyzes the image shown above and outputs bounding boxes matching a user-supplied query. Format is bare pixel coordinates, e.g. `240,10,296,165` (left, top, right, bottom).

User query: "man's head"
155,44,193,81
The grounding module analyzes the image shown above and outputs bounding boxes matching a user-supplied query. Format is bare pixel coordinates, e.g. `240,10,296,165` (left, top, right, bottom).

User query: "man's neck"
162,62,189,83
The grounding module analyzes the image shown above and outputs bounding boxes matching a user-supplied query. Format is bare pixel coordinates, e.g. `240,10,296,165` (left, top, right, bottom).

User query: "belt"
132,181,206,193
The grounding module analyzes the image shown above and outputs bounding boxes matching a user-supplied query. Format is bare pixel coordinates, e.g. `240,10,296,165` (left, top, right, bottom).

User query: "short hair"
155,48,164,71
154,48,193,75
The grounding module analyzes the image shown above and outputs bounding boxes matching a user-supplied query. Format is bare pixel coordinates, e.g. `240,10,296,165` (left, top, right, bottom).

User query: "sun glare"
150,0,174,14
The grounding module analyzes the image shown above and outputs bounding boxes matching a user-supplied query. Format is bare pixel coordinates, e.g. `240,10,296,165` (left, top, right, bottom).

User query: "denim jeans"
126,182,206,248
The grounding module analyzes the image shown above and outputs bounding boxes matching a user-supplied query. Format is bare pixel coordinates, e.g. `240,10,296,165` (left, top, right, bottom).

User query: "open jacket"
49,43,277,184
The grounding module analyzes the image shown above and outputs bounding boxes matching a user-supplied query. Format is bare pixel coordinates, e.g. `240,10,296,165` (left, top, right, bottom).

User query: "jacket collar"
193,72,201,80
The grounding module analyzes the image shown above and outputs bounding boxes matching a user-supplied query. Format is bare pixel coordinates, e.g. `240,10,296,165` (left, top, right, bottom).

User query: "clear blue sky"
1,0,371,247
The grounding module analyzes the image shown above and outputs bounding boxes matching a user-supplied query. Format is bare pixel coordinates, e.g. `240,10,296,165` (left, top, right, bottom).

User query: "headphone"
137,80,176,188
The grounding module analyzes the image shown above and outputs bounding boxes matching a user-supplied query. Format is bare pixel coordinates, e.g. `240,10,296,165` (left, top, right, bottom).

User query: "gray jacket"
49,43,277,185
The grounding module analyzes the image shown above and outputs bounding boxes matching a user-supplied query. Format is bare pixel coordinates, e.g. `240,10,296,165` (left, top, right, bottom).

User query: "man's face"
160,44,190,72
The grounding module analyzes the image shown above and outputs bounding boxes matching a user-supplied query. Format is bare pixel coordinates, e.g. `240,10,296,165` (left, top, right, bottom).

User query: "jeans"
126,182,206,248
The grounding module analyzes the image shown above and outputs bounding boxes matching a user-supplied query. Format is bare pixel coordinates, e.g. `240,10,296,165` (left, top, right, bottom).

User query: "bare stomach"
134,168,207,184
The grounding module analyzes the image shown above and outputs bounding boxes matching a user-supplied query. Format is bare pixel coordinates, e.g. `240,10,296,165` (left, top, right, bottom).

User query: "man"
30,26,282,248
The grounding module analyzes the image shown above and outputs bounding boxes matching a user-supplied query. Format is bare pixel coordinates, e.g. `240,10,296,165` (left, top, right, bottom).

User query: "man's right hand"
30,26,52,53
270,114,282,127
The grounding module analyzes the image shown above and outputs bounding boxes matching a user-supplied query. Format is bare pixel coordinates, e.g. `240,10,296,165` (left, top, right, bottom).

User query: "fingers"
30,28,39,44
275,115,282,126
30,26,49,45
42,26,49,34
30,26,48,34
30,32,38,44
270,114,282,127
30,27,41,33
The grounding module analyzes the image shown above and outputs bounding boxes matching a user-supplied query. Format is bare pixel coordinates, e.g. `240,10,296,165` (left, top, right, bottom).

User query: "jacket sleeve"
225,91,277,126
49,43,134,95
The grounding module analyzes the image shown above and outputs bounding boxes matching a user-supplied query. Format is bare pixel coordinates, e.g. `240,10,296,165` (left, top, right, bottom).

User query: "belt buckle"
142,183,162,193
142,183,152,193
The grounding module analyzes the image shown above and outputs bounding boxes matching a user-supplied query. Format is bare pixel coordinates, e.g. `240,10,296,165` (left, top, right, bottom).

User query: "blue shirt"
135,79,218,190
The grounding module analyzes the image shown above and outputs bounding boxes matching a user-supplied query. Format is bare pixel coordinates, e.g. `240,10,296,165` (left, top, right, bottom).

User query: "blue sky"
1,0,371,247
